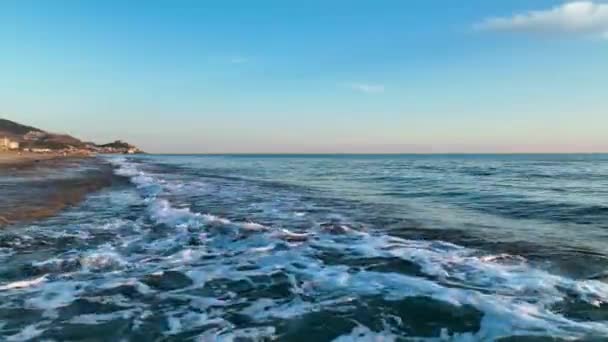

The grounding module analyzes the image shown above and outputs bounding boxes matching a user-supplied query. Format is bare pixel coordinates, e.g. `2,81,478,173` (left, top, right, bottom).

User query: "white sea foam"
164,311,227,336
94,156,608,339
30,246,128,275
25,281,84,310
5,324,44,342
97,277,154,295
198,326,276,342
240,222,267,231
0,247,15,259
110,158,282,239
274,228,311,242
0,275,47,291
241,297,355,322
69,310,135,325
299,233,608,339
148,199,202,228
333,325,396,342
203,214,231,225
81,249,128,272
309,231,608,308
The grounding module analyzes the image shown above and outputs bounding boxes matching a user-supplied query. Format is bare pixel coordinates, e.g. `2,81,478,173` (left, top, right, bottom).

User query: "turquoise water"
1,154,607,341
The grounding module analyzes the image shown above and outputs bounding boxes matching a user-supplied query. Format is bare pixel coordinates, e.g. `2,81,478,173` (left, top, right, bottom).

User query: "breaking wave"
0,155,607,340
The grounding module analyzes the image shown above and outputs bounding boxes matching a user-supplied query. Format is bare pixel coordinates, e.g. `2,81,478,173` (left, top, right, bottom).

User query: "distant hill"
98,140,134,149
0,118,142,153
0,118,85,149
97,140,143,154
0,118,42,139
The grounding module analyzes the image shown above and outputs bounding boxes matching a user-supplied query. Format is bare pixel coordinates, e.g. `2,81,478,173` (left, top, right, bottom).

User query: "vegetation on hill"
0,118,142,153
99,140,134,149
0,118,42,138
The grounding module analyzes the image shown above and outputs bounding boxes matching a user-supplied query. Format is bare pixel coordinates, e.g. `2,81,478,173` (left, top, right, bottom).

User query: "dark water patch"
41,319,132,342
364,257,424,275
94,283,151,301
195,273,296,302
551,299,608,323
22,257,82,277
315,247,424,278
275,296,484,339
370,296,483,337
275,311,357,341
455,195,608,228
57,298,127,319
143,271,193,291
458,166,498,177
0,307,44,332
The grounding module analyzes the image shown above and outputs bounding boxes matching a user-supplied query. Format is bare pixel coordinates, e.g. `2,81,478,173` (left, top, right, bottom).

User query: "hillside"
1,118,142,153
99,140,134,149
0,118,42,140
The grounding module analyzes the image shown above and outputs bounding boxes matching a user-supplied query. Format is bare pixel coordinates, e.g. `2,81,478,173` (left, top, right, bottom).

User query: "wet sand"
0,156,117,227
0,152,89,169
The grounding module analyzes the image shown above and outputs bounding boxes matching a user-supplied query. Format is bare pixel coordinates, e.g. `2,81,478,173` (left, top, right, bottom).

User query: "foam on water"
111,157,608,339
0,275,47,291
333,325,397,342
5,324,44,342
1,155,607,340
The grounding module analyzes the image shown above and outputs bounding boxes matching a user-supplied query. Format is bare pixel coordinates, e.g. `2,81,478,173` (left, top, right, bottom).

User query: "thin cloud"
475,1,608,39
345,82,385,94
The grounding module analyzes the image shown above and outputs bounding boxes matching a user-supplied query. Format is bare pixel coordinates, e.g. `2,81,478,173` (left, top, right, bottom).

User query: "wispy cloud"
345,82,385,94
229,56,249,64
475,1,608,39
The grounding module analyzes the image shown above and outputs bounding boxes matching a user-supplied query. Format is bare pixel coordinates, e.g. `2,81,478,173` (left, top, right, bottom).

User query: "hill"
0,118,86,149
0,118,142,153
98,140,134,149
0,118,42,140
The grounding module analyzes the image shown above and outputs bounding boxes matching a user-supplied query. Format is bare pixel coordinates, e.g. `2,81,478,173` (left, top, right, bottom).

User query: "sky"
1,0,607,153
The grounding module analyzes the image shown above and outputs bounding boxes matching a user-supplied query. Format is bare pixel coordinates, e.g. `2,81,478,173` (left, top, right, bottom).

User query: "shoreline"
0,155,116,227
0,151,92,169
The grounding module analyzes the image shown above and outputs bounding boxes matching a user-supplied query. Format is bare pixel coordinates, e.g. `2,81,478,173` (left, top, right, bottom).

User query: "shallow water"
1,154,608,341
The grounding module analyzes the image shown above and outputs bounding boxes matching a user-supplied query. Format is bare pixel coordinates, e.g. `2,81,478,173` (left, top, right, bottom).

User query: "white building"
8,141,19,150
24,131,47,141
1,137,20,151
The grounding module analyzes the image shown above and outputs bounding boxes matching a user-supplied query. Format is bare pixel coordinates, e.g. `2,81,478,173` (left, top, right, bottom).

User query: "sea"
1,154,608,341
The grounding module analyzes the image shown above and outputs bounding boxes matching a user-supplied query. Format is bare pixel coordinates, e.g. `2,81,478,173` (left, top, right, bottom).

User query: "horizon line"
140,152,608,155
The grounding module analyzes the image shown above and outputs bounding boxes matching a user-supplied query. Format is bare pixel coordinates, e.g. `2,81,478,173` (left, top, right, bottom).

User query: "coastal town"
1,134,142,155
0,118,143,156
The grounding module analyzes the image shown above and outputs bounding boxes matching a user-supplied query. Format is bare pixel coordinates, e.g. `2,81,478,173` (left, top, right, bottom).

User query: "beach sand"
0,155,116,227
0,152,90,168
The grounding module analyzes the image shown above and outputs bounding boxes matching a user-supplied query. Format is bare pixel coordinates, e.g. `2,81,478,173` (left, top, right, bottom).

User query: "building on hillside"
8,141,19,150
24,131,47,141
1,137,20,151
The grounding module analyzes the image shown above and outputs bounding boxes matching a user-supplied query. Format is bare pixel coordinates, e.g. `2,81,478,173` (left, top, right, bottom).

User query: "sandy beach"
0,154,114,227
0,151,91,168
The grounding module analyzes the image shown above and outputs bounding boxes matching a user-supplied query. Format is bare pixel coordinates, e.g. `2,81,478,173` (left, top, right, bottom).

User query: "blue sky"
1,0,607,153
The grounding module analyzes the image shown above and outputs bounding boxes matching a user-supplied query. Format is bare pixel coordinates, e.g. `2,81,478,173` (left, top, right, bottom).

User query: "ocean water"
1,154,608,341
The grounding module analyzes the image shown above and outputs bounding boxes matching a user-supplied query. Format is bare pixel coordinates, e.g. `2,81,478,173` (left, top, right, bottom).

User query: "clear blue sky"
1,0,607,153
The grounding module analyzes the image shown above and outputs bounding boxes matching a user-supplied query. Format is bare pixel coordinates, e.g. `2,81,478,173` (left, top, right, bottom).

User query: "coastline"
0,155,116,227
0,151,92,169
